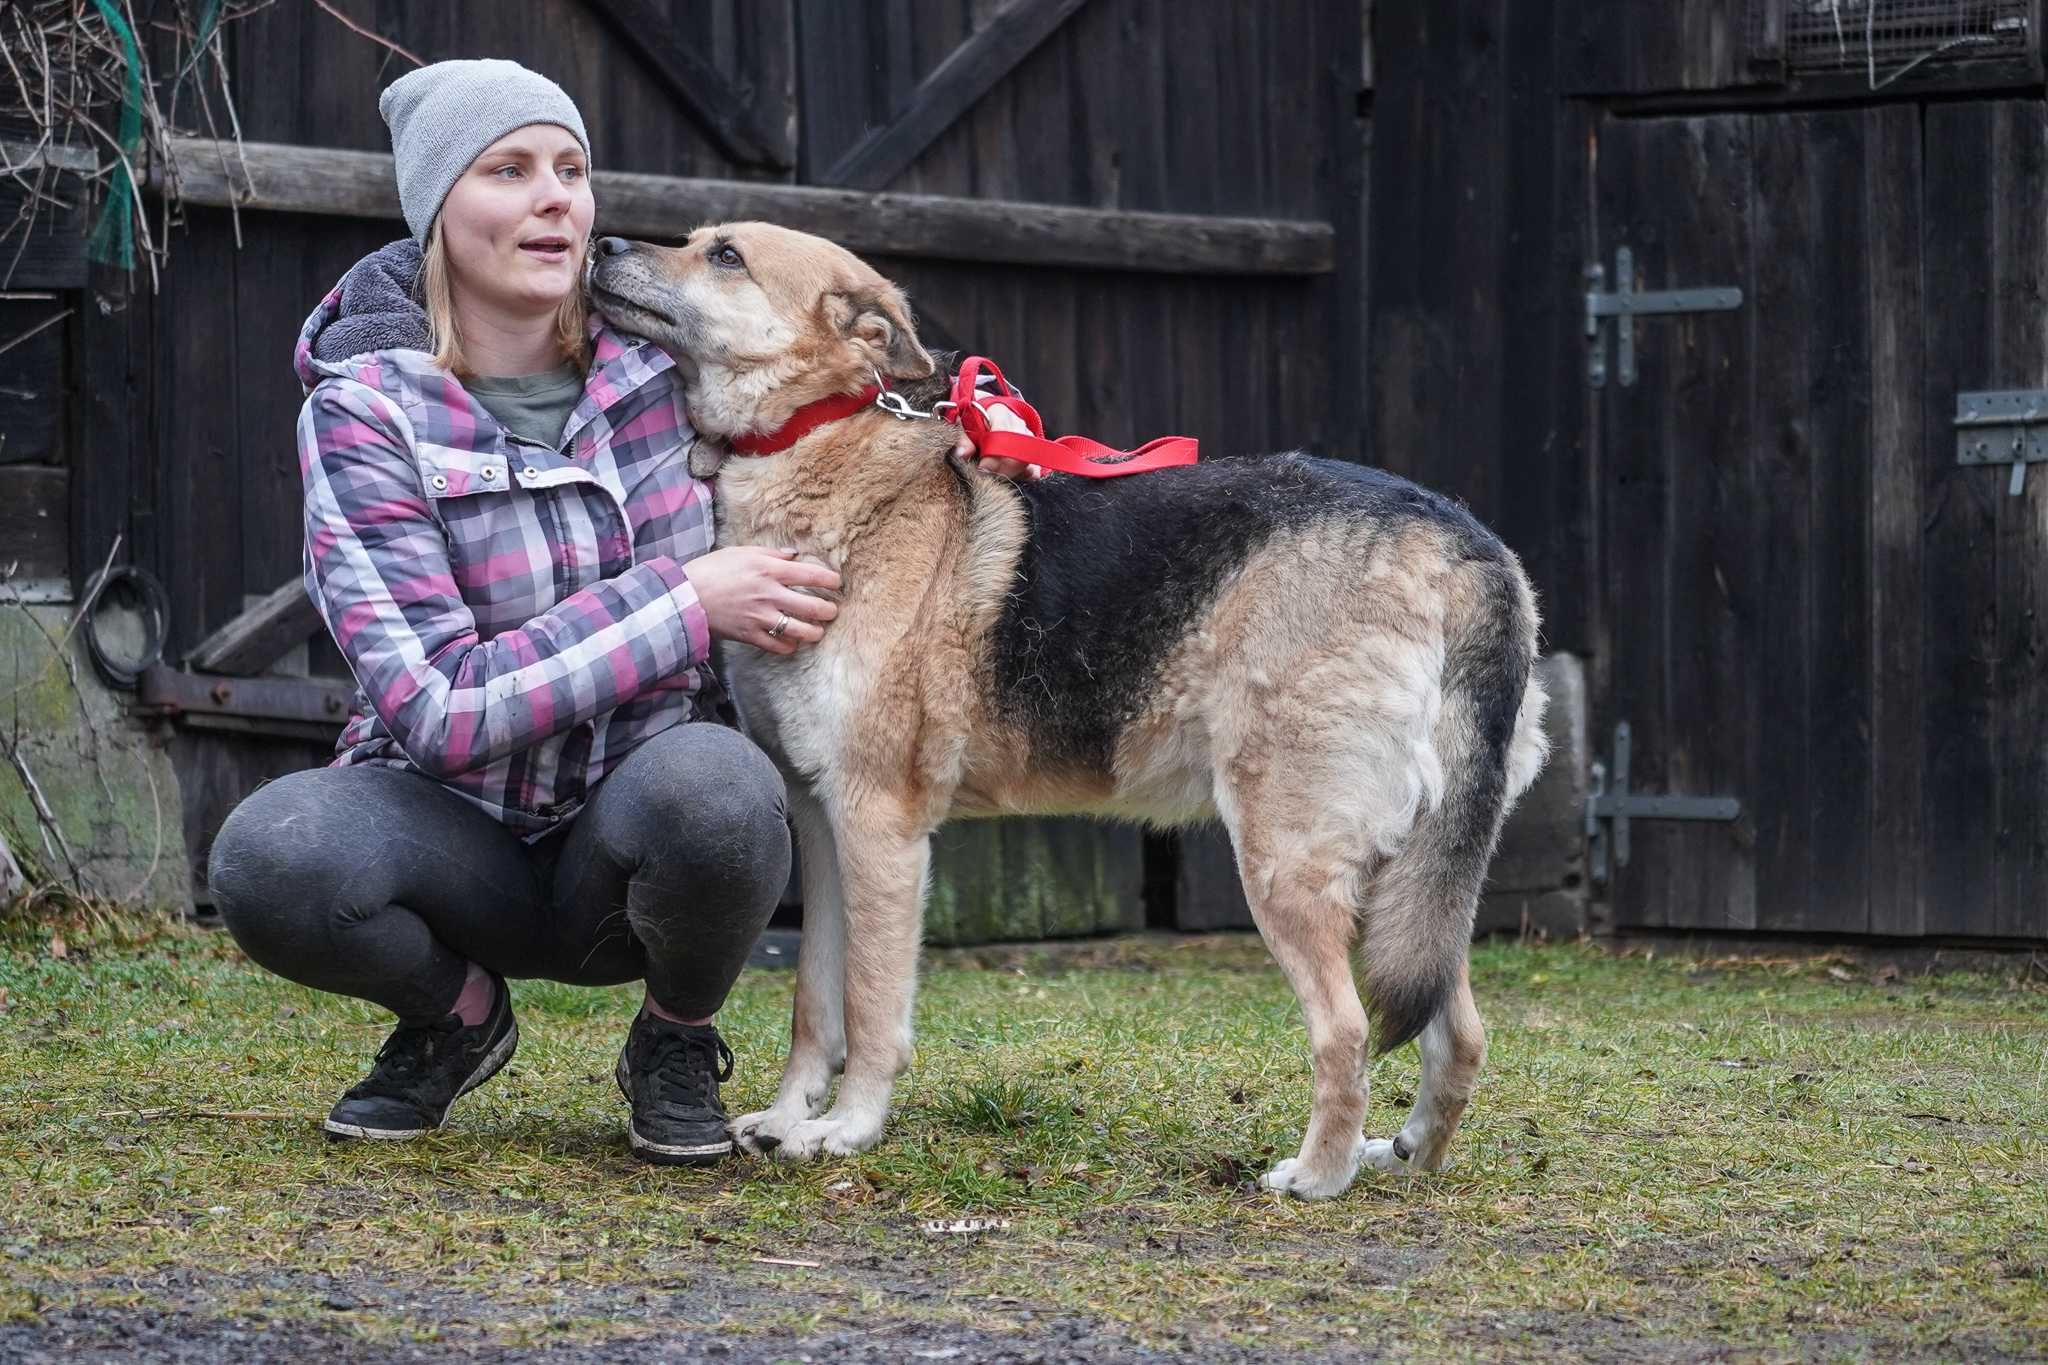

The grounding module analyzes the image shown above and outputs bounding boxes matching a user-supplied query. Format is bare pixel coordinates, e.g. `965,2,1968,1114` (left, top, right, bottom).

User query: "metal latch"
1584,721,1742,884
1585,247,1743,387
1954,389,2048,496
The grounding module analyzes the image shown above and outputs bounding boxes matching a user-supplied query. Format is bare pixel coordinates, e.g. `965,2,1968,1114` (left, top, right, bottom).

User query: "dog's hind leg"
734,785,847,1155
1235,828,1375,1200
766,808,929,1161
1212,789,1376,1195
1362,958,1484,1174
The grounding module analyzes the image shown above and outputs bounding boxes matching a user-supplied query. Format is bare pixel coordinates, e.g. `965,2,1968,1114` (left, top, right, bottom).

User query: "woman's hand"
684,546,842,656
953,403,1046,482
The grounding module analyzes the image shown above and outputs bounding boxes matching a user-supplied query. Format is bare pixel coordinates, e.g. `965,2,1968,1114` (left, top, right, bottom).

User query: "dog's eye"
712,243,745,270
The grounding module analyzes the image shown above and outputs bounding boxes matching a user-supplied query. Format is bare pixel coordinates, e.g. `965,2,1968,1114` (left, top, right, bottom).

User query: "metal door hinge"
1955,389,2048,496
1584,721,1743,884
1585,247,1744,387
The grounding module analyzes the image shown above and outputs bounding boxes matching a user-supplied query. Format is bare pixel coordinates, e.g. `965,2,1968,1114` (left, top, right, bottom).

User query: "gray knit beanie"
378,59,592,242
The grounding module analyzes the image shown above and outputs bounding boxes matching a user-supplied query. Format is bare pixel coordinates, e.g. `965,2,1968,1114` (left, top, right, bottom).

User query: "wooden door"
1590,95,2048,940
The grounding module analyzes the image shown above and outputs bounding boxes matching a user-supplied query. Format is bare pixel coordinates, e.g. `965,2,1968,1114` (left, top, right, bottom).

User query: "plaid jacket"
293,255,715,838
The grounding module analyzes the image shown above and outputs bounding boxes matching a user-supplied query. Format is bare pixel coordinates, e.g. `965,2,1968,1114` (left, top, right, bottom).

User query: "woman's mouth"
520,236,572,262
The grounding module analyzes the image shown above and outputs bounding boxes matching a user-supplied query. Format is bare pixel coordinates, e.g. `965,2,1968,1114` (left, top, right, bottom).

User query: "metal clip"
870,368,955,421
874,390,955,421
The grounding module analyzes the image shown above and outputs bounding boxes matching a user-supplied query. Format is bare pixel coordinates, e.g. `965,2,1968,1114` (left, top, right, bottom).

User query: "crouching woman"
207,60,911,1164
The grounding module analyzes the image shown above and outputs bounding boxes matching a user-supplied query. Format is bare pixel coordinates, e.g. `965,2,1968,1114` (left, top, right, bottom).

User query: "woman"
209,59,1033,1165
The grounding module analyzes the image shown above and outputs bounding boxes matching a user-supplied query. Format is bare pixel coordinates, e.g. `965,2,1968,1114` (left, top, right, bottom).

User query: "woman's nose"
596,236,632,257
536,169,576,212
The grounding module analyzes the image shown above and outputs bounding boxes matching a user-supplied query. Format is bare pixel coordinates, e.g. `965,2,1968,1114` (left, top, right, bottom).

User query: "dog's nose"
596,236,632,257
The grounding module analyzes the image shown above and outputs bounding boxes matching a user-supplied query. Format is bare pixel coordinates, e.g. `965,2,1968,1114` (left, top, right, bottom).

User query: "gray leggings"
208,723,790,1024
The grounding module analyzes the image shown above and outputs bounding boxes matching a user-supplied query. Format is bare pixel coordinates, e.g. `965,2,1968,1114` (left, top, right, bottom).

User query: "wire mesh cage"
1759,0,2033,79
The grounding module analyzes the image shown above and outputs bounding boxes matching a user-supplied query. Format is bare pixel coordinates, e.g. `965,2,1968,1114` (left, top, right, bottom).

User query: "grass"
1,915,2045,1361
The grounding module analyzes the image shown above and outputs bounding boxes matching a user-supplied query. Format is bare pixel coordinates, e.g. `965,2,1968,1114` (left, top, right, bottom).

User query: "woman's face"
437,123,595,318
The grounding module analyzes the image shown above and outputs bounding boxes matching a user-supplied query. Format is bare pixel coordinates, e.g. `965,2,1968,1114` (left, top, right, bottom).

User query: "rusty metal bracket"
137,664,352,730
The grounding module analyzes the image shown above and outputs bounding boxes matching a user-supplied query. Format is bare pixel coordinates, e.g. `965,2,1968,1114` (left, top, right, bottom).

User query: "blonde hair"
420,220,591,378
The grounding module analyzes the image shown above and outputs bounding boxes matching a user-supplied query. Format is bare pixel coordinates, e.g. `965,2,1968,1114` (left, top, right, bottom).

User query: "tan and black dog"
591,223,1548,1198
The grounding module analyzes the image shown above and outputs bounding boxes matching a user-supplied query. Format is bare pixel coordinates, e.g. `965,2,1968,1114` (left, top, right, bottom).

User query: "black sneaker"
323,974,519,1141
615,1012,735,1165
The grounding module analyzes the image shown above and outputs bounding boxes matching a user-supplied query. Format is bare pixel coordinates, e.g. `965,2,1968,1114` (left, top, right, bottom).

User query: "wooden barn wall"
65,1,1368,935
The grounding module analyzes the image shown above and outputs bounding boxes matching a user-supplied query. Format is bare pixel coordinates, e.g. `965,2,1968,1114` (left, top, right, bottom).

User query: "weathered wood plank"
0,466,68,582
0,296,67,466
1174,826,1252,931
1864,103,1927,939
0,182,89,290
1746,112,1817,935
151,136,1335,276
822,0,1090,191
1988,103,2048,942
71,260,148,598
1561,0,1762,96
1754,109,1878,935
928,817,1143,945
1920,104,2008,941
183,577,320,675
579,0,792,168
793,0,875,181
1497,0,1592,657
155,209,244,659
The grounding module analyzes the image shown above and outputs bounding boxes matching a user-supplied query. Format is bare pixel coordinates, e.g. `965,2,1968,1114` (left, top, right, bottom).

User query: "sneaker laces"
648,1027,734,1111
367,1015,463,1087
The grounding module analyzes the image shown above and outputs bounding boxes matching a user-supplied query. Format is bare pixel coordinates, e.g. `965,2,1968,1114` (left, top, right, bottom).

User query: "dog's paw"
769,1111,884,1162
731,1106,808,1156
1259,1153,1358,1200
1359,1136,1419,1174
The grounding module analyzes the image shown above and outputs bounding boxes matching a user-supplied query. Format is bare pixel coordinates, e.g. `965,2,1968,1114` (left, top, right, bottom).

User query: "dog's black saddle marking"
988,452,1506,770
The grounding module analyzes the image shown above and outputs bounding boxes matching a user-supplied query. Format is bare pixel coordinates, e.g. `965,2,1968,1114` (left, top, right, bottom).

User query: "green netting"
83,0,145,271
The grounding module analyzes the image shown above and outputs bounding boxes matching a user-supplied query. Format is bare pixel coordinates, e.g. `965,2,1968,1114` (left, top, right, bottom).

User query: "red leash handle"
945,356,1198,479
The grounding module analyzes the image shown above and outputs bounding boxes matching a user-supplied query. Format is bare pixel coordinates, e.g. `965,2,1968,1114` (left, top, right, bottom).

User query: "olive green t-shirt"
466,363,585,450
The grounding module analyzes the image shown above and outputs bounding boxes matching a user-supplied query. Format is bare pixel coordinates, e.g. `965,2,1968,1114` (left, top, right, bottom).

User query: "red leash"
938,357,1198,478
722,357,1199,477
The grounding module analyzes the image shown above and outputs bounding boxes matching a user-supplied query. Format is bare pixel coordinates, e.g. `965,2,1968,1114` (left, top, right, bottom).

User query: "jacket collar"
293,240,675,453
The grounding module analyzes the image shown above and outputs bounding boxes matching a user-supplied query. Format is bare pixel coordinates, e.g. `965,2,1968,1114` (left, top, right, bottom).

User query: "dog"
590,223,1549,1198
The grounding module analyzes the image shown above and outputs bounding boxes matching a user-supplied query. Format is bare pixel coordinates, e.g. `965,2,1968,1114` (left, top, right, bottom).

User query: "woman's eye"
493,165,522,179
559,164,583,182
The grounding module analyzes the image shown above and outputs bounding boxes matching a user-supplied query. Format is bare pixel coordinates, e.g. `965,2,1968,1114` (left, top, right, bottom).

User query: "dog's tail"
1360,551,1548,1055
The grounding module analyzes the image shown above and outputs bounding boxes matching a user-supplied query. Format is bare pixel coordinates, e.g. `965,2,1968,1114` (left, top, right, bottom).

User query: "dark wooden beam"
820,0,1090,191
183,577,321,675
577,0,792,170
152,137,1334,277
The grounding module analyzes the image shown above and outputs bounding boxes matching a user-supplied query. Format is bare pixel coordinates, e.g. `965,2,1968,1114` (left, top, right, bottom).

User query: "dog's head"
588,222,935,448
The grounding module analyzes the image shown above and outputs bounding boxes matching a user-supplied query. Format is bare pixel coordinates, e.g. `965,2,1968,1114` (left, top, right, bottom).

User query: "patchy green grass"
1,918,2045,1361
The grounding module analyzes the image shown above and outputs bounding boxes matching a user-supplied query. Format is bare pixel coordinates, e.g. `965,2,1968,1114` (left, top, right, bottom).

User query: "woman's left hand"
952,404,1046,481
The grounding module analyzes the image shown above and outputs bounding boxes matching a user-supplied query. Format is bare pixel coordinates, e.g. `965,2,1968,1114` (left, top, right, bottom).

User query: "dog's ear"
837,285,935,381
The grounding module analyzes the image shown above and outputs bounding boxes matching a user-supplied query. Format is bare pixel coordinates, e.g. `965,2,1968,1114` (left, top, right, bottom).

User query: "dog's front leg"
734,786,846,1155
767,816,928,1161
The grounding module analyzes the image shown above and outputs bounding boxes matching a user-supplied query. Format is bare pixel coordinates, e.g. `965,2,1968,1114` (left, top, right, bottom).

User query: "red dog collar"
725,386,883,456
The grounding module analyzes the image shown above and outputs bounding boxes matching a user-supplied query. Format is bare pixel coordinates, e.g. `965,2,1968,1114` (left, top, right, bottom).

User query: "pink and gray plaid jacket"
293,244,715,838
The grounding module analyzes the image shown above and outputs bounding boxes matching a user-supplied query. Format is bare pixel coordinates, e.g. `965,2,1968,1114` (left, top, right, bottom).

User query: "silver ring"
767,612,790,639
